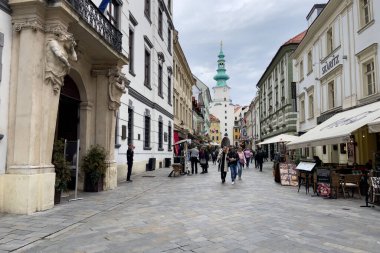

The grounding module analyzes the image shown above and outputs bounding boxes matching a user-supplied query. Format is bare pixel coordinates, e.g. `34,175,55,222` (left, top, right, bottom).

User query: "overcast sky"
173,0,327,106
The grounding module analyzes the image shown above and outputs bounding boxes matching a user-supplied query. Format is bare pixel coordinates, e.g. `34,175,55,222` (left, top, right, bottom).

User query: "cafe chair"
330,172,342,199
342,174,361,199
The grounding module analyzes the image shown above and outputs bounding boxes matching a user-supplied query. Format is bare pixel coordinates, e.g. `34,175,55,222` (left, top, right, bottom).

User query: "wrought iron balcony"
64,0,122,52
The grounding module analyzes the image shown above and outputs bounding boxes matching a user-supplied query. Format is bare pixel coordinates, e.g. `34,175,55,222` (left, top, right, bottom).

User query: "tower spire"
213,42,229,87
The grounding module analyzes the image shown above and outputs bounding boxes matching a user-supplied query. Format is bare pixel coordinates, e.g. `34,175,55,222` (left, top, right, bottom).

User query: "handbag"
200,158,206,165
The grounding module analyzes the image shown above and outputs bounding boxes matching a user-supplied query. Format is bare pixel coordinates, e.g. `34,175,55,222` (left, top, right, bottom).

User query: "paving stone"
0,162,379,252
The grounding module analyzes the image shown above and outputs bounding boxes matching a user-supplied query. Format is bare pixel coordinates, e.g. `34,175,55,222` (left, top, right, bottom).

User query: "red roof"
283,30,306,45
209,114,220,122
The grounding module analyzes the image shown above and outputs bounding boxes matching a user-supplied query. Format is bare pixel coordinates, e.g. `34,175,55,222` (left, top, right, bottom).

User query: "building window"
326,27,333,55
360,0,373,28
128,107,134,144
328,80,335,109
323,145,327,154
224,98,226,101
364,59,376,96
225,128,227,132
158,118,163,150
144,0,151,20
144,113,151,149
308,94,314,119
300,99,305,122
299,60,304,80
225,104,227,107
307,50,313,74
216,136,219,141
128,28,135,74
225,111,227,114
216,130,218,133
168,123,172,150
168,75,172,104
158,64,163,97
106,0,120,28
212,136,215,141
158,8,163,37
144,49,151,88
225,123,227,126
167,27,172,52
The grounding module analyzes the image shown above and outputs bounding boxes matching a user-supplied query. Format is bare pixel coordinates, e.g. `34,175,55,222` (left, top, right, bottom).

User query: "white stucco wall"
116,0,174,175
0,10,12,174
209,86,234,141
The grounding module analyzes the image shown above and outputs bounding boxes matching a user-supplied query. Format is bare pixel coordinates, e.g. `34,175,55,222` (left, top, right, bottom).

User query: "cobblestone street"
1,162,380,253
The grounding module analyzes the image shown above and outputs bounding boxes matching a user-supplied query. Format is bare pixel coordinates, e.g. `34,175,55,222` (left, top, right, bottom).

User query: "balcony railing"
64,0,122,52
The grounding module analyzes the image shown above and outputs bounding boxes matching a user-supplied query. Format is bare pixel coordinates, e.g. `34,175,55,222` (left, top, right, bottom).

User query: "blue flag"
99,0,111,13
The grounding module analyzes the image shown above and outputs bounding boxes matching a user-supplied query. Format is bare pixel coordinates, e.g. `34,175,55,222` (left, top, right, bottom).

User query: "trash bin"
165,158,171,167
146,158,156,171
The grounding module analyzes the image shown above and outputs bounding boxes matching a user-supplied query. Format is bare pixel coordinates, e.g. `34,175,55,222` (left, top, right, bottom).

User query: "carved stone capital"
13,18,44,32
108,69,128,111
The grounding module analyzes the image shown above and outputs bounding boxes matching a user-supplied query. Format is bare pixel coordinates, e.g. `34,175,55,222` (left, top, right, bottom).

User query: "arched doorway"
55,76,80,141
221,136,231,147
55,75,81,189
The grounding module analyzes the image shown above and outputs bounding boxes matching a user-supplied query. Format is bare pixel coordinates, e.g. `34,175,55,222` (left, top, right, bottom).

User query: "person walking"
237,147,246,180
199,146,209,174
256,148,264,172
126,144,134,182
244,147,252,169
190,145,199,174
212,149,218,165
227,146,239,184
217,146,229,183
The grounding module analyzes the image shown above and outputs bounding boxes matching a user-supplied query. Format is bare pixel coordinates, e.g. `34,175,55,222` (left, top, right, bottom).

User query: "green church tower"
213,41,230,87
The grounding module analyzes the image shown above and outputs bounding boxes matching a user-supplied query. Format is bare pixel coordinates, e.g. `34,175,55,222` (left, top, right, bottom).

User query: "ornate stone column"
91,67,128,190
1,2,77,214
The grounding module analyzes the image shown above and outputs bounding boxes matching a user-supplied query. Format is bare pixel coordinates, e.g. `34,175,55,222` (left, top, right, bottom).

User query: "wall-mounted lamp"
315,77,319,81
0,134,4,141
342,55,348,60
303,87,307,91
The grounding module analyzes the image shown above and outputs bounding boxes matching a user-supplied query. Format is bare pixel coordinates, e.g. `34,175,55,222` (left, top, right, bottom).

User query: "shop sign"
320,53,341,77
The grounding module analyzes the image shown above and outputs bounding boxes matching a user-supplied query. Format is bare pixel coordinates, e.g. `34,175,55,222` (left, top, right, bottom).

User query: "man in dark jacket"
227,146,239,184
256,148,264,172
126,144,134,182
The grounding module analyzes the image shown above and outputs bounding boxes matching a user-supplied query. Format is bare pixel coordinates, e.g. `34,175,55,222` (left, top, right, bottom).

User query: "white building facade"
116,0,174,176
0,1,11,175
292,0,380,164
193,76,212,137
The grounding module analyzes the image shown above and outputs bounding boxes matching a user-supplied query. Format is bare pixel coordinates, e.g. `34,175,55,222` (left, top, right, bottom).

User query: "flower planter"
54,189,62,205
84,175,104,192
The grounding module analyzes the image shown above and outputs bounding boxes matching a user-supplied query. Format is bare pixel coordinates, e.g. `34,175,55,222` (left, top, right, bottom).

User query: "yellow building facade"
209,114,221,145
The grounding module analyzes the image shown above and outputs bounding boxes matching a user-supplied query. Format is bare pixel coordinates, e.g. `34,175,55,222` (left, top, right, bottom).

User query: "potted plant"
82,145,107,192
52,139,71,204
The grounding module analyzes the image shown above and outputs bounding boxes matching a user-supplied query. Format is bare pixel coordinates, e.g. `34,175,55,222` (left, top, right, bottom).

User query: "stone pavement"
1,162,380,253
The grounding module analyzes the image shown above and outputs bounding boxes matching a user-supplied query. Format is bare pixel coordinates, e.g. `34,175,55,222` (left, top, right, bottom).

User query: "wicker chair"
342,174,361,198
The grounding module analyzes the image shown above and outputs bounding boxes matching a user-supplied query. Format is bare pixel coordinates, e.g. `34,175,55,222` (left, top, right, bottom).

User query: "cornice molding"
129,87,174,120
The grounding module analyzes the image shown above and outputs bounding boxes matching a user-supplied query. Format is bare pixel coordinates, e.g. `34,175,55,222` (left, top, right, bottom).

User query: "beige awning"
258,134,299,145
368,118,380,133
287,101,380,149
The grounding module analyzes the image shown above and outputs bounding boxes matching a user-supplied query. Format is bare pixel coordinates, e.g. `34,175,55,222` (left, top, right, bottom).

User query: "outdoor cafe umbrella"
257,134,299,145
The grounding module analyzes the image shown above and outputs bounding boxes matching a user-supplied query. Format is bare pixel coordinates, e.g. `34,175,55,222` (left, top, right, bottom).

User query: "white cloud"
174,0,327,105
